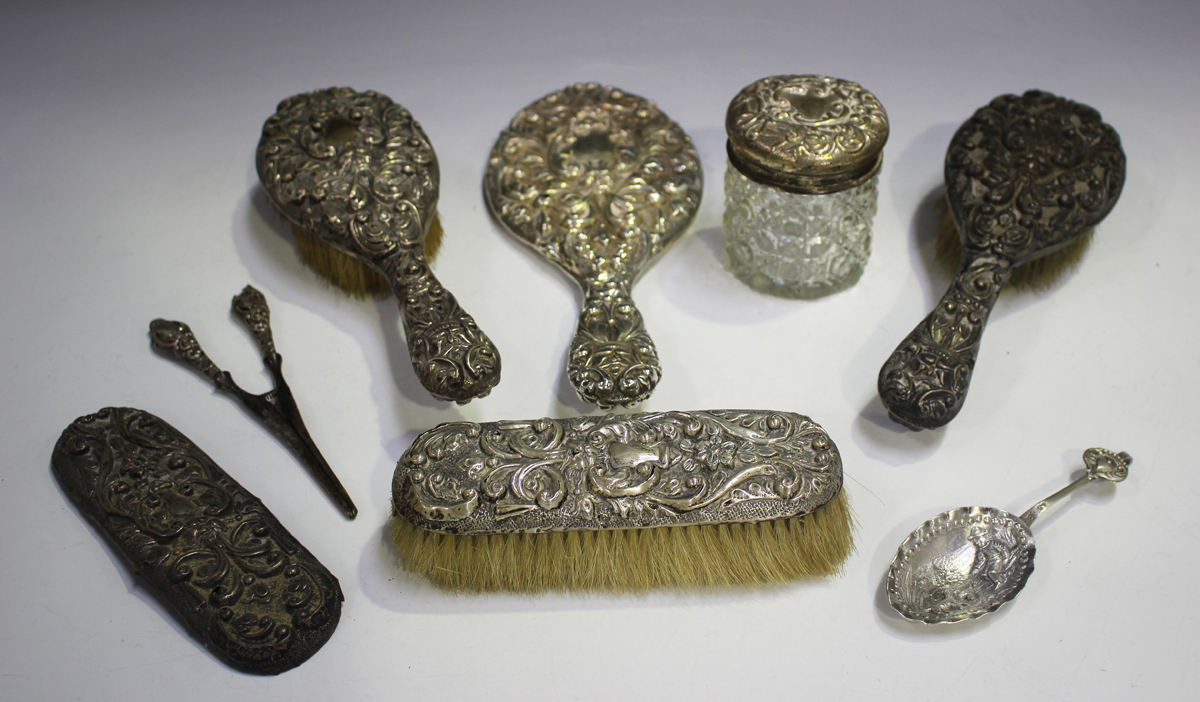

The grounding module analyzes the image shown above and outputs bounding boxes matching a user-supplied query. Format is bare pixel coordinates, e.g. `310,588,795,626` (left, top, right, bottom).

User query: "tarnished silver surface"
725,75,888,194
257,87,500,404
887,447,1131,624
52,408,343,674
150,285,357,519
392,410,841,535
878,90,1125,430
484,83,703,408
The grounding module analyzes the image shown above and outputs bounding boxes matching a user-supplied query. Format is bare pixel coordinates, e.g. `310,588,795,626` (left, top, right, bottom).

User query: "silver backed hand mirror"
887,447,1130,624
484,83,703,408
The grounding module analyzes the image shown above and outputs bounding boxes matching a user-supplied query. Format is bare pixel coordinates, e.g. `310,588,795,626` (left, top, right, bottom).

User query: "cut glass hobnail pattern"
723,161,877,299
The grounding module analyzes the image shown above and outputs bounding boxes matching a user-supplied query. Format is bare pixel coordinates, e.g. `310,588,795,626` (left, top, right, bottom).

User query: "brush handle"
878,258,1012,429
389,253,501,404
566,280,660,408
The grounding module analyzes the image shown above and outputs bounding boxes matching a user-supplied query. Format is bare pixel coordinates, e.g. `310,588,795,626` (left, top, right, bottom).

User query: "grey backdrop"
2,1,1196,700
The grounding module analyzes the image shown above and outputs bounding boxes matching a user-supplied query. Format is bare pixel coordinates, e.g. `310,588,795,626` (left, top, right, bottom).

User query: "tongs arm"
150,286,357,519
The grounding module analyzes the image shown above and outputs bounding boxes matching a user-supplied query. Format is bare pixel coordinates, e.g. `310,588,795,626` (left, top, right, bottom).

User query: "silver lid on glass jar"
726,75,888,194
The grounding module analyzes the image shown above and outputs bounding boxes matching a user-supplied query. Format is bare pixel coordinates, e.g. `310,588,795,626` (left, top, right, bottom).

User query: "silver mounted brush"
390,409,852,592
257,87,501,404
877,91,1125,430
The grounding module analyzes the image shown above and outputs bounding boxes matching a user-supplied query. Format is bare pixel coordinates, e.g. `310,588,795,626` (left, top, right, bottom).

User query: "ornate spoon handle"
568,280,660,409
878,258,1013,430
1019,448,1131,527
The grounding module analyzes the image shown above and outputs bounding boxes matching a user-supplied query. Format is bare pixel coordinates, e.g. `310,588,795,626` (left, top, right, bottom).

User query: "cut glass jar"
724,75,888,298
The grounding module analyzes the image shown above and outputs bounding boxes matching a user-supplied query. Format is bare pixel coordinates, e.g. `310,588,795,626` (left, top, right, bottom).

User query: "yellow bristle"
390,490,855,593
424,213,444,262
288,212,446,299
933,196,1094,292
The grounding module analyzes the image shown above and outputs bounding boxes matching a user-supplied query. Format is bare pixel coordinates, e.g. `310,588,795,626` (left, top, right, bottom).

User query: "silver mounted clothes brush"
390,409,854,593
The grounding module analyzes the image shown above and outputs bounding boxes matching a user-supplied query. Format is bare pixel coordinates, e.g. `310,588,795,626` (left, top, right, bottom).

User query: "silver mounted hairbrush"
257,87,501,404
878,91,1125,430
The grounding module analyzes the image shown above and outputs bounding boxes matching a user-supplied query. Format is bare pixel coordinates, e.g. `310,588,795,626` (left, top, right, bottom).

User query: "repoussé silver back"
484,83,702,408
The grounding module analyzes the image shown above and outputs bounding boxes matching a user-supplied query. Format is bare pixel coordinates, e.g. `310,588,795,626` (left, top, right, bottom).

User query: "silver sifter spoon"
887,447,1130,624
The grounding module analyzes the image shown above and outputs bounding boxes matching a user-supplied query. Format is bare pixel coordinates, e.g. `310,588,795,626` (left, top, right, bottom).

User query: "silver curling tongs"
150,285,357,519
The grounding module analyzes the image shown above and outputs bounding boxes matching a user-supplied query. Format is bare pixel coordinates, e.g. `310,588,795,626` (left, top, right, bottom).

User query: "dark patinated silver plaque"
52,408,343,674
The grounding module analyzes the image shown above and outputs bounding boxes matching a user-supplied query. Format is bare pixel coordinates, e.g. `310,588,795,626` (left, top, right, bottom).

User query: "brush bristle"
391,490,854,593
933,196,1093,292
289,213,446,299
424,213,444,262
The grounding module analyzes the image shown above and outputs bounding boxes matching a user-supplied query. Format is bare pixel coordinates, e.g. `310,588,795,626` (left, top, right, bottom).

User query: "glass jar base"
731,264,865,299
722,160,877,300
